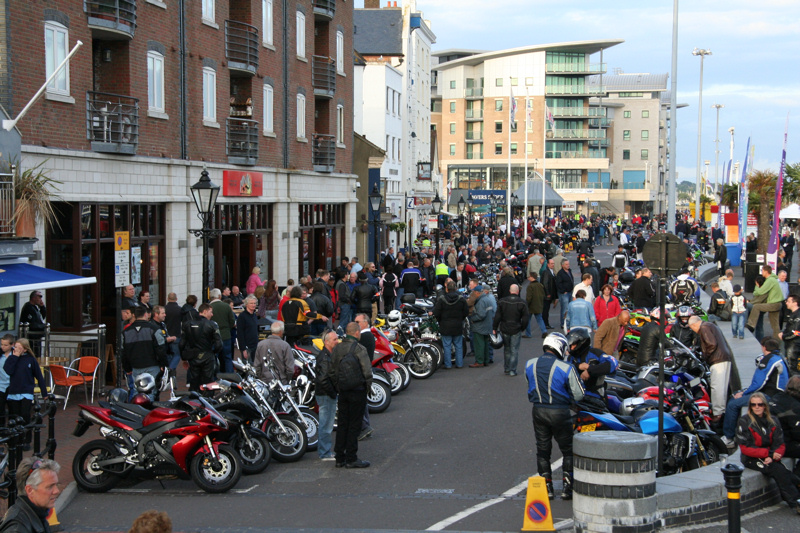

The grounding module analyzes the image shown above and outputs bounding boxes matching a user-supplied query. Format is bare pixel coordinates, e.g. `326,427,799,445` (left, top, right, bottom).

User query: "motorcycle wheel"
405,346,438,379
388,367,404,395
367,380,392,413
72,439,125,493
697,434,727,467
298,407,320,451
396,362,411,391
190,443,243,493
236,432,272,475
264,414,308,463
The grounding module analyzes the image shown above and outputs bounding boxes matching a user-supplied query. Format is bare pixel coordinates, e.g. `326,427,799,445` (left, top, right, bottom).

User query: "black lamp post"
189,166,221,302
467,193,474,241
511,193,519,221
457,195,466,242
489,194,497,229
369,183,383,267
432,191,442,262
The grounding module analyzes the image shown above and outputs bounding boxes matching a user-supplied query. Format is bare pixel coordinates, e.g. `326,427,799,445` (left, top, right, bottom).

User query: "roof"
433,39,624,70
587,73,668,92
354,9,404,56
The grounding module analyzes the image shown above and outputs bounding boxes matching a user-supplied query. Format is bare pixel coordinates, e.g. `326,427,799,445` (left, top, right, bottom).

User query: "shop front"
299,203,346,278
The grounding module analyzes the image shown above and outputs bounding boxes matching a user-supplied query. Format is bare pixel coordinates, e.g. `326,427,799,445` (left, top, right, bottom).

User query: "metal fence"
0,172,14,237
85,0,137,35
227,118,259,161
312,56,336,97
86,91,139,152
312,134,335,173
225,20,259,72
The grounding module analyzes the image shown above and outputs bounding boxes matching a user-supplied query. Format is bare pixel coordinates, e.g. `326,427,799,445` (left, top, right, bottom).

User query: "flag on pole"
737,137,750,243
526,98,532,131
509,86,517,126
767,116,789,256
546,106,555,130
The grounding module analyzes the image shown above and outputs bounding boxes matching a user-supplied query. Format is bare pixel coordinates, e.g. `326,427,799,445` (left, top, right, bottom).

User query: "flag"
526,98,532,131
546,106,555,130
738,137,750,243
767,116,789,256
509,86,517,126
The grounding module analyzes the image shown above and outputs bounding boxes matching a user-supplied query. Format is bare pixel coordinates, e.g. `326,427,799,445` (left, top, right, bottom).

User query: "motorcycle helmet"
649,308,661,321
543,332,570,360
131,393,152,407
108,388,128,404
488,332,504,349
134,373,156,394
387,310,402,327
619,270,635,284
400,293,417,305
677,305,692,325
566,328,591,360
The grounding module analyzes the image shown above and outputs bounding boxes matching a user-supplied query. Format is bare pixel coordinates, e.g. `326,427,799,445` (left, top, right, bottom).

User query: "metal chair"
48,365,89,410
70,356,102,403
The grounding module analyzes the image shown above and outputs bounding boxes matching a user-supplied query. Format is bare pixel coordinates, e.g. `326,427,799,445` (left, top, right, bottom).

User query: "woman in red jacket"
594,284,622,326
735,392,800,514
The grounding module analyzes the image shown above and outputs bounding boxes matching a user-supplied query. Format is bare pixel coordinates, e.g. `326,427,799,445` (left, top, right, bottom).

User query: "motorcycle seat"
615,414,636,425
217,373,242,383
403,304,426,315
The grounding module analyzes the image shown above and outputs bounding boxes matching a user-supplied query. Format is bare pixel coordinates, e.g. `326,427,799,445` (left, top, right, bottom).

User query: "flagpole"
542,102,547,221
507,77,513,232
524,92,529,240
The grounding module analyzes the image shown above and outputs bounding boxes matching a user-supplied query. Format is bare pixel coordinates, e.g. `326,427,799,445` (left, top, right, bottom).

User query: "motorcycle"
72,393,243,493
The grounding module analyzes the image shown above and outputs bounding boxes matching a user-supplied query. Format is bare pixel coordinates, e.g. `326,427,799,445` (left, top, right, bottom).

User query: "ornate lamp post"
189,166,221,302
369,183,383,266
431,192,442,262
457,195,466,242
467,193,474,241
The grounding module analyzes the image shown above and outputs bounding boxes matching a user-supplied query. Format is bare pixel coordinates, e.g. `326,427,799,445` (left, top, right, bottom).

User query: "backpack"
712,292,732,321
336,342,364,392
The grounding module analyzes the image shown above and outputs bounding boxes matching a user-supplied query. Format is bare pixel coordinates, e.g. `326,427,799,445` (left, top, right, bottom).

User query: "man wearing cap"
19,291,46,357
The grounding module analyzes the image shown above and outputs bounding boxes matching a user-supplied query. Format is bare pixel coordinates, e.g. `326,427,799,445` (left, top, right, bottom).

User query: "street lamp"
369,183,383,267
490,194,497,229
467,193,474,242
431,192,442,262
693,47,712,222
189,166,221,302
511,193,519,222
457,195,466,242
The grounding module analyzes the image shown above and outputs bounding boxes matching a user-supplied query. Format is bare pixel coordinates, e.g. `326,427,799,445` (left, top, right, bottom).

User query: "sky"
356,0,800,183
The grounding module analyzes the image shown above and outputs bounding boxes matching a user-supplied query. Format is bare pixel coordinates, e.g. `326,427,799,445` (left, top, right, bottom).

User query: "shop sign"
468,189,507,205
417,162,432,180
562,202,577,211
222,170,263,197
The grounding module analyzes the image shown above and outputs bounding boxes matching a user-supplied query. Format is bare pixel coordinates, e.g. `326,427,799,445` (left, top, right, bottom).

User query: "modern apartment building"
1,0,355,339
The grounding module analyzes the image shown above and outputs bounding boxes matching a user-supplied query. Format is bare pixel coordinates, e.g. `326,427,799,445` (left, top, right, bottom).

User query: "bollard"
32,401,42,455
7,418,19,506
722,462,744,533
47,399,58,460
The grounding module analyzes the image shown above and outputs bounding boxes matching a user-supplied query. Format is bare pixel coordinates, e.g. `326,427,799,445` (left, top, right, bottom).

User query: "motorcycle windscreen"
637,410,682,435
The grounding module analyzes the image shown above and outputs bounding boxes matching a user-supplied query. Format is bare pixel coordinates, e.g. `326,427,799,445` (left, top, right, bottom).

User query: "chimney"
363,0,379,8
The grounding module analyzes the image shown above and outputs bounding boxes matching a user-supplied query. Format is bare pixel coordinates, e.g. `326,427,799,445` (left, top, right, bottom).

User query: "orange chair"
70,356,102,403
49,365,90,410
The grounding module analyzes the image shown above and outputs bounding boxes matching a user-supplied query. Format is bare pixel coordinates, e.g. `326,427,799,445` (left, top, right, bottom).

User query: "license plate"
579,423,597,432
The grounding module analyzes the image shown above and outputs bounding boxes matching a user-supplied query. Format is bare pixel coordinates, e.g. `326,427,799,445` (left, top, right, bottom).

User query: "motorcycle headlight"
295,374,309,388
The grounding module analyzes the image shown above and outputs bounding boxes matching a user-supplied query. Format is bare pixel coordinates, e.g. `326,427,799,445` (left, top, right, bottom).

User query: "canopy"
0,262,97,295
779,203,800,219
514,178,565,207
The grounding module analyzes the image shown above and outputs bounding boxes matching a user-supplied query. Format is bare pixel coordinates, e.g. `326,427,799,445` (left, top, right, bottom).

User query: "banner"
738,137,750,248
222,170,263,197
767,117,789,256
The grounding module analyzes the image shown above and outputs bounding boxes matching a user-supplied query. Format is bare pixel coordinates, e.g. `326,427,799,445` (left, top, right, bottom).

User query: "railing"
465,131,483,141
312,55,336,97
552,179,608,189
546,150,607,159
545,62,606,74
312,0,336,19
464,87,483,98
550,107,590,117
622,182,647,189
588,118,613,127
225,20,259,74
588,139,610,148
227,118,259,163
85,0,137,36
86,91,139,154
0,172,14,237
465,108,483,119
545,85,606,95
313,134,335,172
466,150,483,160
549,129,607,139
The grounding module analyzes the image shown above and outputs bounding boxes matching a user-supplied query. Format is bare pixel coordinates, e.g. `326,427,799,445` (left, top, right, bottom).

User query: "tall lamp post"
457,195,466,243
511,193,519,224
467,193,474,242
369,183,383,267
712,103,724,205
489,194,496,229
189,167,221,302
693,47,712,223
432,192,442,262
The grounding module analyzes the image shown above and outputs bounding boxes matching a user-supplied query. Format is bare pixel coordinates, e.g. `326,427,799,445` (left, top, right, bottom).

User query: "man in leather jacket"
180,303,223,392
780,294,800,376
689,316,732,420
1,458,61,533
123,306,168,401
493,284,530,376
352,273,378,321
314,330,339,460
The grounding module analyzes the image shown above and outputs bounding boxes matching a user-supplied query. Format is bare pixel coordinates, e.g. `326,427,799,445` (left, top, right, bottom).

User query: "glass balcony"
225,20,259,76
313,134,336,173
550,107,591,118
227,118,259,165
588,107,607,117
545,150,607,159
464,87,483,99
545,63,606,74
465,131,483,142
465,108,483,120
312,56,336,98
312,0,335,21
545,85,606,96
552,178,608,189
85,0,137,39
86,91,139,155
588,118,613,128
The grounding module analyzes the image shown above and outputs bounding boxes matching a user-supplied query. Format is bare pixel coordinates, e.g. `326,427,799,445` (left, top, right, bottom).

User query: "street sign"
114,231,130,288
114,231,129,251
427,215,438,230
590,202,599,207
562,202,576,211
407,198,415,210
642,232,685,277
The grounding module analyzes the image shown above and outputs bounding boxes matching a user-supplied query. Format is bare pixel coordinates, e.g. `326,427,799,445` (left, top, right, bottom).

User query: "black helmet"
108,388,127,403
488,332,504,349
566,328,591,360
619,270,635,284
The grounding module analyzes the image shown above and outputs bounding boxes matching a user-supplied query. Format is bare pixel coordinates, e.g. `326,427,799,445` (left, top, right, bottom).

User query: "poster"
130,246,141,284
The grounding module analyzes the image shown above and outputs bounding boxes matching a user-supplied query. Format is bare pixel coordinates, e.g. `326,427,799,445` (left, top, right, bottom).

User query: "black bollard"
47,399,58,460
7,418,19,506
32,401,42,455
722,462,744,533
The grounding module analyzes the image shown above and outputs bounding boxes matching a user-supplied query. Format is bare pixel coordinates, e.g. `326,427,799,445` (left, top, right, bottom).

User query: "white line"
425,457,564,531
109,488,151,493
233,484,259,493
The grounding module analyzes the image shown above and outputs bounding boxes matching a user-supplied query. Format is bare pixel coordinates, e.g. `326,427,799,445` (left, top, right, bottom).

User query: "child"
731,284,748,339
0,333,12,426
281,279,295,298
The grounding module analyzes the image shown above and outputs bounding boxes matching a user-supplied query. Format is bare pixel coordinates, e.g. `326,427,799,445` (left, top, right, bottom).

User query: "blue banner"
738,137,750,244
467,189,508,205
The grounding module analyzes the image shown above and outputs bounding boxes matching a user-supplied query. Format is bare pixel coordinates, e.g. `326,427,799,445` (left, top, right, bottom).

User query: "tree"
747,170,777,253
720,183,739,212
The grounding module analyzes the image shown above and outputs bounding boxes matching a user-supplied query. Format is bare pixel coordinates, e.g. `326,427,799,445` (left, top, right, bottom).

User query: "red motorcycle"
372,326,410,394
72,392,243,493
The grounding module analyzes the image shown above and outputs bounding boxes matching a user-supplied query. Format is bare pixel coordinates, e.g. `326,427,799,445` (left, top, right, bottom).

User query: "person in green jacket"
434,260,450,286
524,272,548,338
747,265,785,340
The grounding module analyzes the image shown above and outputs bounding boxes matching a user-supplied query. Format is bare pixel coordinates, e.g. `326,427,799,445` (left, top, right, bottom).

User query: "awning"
514,179,565,207
0,262,97,295
780,204,800,219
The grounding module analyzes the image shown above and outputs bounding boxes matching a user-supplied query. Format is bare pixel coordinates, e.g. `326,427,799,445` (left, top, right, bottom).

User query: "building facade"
2,0,356,337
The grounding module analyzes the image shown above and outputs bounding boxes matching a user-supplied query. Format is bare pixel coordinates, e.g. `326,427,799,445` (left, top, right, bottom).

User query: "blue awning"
0,262,97,295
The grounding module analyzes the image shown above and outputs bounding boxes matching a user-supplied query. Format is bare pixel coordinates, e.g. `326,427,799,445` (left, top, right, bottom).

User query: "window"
623,130,631,141
511,122,517,133
449,80,456,89
526,142,533,155
618,92,644,98
202,0,214,22
525,77,534,86
510,77,518,86
262,0,273,46
449,144,456,156
641,149,649,160
641,130,649,140
495,100,503,112
449,101,456,113
296,93,306,139
622,149,630,160
642,110,650,118
147,51,165,112
449,123,456,134
495,143,503,155
263,84,274,134
202,67,216,122
510,143,518,155
336,31,344,74
45,22,69,95
495,121,502,134
495,78,503,87
623,110,631,118
296,11,305,58
336,104,344,145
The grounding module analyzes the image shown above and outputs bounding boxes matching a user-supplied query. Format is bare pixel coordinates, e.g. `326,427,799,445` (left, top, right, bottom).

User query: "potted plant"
9,160,62,238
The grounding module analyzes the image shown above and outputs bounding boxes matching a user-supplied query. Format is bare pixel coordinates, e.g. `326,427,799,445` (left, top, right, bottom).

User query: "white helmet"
543,332,570,360
387,310,402,327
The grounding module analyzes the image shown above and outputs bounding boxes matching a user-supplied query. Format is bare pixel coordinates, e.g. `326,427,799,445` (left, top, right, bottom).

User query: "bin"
744,252,762,293
725,243,742,267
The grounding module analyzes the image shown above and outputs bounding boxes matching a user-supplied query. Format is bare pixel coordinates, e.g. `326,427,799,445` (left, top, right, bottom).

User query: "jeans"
338,304,353,328
395,288,404,310
525,314,547,337
167,338,181,370
558,293,571,328
219,338,233,374
722,393,752,439
441,334,463,368
731,312,746,338
316,393,337,458
501,331,522,373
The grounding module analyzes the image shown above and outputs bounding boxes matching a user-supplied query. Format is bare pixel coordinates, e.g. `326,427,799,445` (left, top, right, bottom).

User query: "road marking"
233,484,259,493
109,488,151,493
426,458,563,531
416,488,455,494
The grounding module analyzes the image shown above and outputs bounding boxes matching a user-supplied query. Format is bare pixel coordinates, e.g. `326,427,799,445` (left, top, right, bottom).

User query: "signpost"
114,231,130,389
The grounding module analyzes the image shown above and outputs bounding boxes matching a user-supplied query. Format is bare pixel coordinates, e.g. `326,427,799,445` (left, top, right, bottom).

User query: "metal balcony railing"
85,0,137,37
545,62,606,74
545,85,606,95
588,118,613,127
312,56,336,98
552,179,608,189
227,118,259,165
86,91,139,154
465,131,483,141
465,108,483,119
545,150,607,159
225,20,259,75
464,87,483,98
312,0,336,20
313,134,335,173
0,172,14,237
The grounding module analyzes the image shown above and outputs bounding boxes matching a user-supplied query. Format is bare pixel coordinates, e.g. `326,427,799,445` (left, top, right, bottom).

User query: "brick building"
0,0,356,337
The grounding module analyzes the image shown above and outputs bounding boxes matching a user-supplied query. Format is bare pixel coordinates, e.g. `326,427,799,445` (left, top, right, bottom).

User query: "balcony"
552,178,608,190
85,0,136,39
227,118,259,165
545,62,606,74
465,131,483,142
313,134,335,173
312,0,336,21
0,172,13,237
545,85,606,96
312,56,336,98
225,20,259,76
550,107,591,118
464,87,483,99
465,108,483,121
588,118,613,128
588,139,610,148
548,129,607,140
86,91,139,155
546,150,607,159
